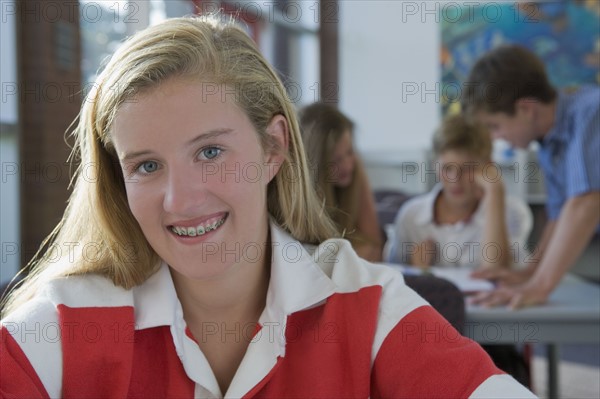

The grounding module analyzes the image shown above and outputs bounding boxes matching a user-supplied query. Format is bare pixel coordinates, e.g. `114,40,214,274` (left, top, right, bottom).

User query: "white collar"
414,183,442,225
132,220,337,330
267,221,338,317
132,219,337,398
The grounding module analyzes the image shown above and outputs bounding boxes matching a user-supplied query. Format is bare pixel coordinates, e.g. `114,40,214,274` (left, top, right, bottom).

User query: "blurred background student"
463,45,600,309
384,113,532,270
299,103,383,262
383,113,534,386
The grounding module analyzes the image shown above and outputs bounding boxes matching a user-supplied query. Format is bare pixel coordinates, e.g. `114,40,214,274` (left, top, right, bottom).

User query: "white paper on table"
428,267,495,293
378,264,495,293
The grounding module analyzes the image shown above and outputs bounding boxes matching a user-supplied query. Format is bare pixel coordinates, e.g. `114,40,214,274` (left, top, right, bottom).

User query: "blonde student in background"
299,103,383,262
0,16,535,398
384,113,532,271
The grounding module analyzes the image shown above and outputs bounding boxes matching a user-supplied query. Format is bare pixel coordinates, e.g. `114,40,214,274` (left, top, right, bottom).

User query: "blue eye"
201,147,222,160
138,161,159,174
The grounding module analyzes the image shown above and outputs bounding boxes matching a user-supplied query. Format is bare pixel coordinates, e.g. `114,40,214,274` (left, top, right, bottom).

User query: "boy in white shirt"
384,113,534,387
385,114,532,270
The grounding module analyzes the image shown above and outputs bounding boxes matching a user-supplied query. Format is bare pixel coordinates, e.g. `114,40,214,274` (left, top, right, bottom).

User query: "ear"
264,114,290,183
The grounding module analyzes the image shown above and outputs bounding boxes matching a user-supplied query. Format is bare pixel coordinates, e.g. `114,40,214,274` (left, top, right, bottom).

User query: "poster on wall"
440,1,600,115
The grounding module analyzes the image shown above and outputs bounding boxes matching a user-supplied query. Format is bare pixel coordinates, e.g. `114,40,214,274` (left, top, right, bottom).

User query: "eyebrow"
120,128,234,163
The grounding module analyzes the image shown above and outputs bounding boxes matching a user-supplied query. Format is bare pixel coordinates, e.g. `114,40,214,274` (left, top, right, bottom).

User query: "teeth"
171,217,225,237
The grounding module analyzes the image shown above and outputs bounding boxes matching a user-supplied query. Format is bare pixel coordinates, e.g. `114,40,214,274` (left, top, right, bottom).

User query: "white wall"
0,132,19,286
339,1,441,193
339,0,441,154
338,1,546,200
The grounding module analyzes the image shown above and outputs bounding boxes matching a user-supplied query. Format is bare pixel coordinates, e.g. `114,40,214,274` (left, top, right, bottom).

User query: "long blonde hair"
3,16,337,315
298,102,365,241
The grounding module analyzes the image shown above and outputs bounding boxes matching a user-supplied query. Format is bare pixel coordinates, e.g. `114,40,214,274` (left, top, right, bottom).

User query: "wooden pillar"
319,0,339,104
16,0,82,266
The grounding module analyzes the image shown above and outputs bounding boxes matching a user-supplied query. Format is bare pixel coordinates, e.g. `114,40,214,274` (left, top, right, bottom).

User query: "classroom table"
464,274,600,398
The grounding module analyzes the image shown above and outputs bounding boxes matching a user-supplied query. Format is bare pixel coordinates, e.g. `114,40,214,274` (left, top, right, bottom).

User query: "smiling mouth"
170,214,227,237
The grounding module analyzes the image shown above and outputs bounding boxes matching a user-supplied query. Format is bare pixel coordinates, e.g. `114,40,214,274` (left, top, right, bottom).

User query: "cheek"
247,163,271,186
440,166,460,183
124,183,154,224
346,156,356,172
223,169,269,212
327,162,338,180
463,180,477,193
220,163,270,194
509,121,523,136
338,156,354,175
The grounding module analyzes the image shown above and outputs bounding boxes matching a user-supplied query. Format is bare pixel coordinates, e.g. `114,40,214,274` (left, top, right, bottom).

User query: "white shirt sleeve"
384,199,420,264
504,195,534,266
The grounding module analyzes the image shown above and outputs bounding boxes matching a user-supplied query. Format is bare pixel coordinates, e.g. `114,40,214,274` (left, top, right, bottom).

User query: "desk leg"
547,343,559,398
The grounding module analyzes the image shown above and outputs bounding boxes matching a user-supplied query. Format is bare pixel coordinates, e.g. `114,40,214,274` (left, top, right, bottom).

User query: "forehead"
332,129,352,149
111,79,256,147
117,79,242,120
438,149,482,164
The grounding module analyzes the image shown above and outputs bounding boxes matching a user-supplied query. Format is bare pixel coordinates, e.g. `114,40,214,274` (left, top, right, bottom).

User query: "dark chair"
403,274,465,332
373,190,413,228
404,274,531,387
374,190,413,247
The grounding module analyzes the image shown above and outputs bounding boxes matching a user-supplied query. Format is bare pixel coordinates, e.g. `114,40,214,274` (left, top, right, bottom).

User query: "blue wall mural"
441,1,600,114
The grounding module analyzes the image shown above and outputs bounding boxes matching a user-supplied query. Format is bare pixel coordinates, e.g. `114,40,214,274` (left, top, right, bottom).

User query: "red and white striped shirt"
1,222,535,398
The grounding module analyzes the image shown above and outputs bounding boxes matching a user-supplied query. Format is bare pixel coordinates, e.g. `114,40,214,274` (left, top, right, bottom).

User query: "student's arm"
355,172,383,262
409,239,436,268
475,167,511,268
472,192,599,308
472,206,551,285
471,217,552,289
505,195,534,265
521,217,556,275
518,191,600,304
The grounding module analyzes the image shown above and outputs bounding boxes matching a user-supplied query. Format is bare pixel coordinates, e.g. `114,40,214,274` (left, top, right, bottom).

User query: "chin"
448,191,473,205
447,190,464,199
171,260,235,282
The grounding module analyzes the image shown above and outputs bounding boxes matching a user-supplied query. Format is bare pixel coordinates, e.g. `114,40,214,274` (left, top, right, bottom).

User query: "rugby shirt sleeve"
370,305,536,398
1,326,50,399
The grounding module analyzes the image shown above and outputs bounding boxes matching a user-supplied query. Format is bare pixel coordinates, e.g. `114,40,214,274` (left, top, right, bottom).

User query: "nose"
163,167,205,215
443,164,461,182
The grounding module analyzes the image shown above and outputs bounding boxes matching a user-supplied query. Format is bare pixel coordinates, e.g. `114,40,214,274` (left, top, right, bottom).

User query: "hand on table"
470,267,533,286
469,280,551,310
